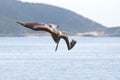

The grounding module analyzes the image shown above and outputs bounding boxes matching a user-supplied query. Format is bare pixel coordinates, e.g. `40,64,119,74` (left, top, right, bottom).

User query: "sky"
20,0,120,27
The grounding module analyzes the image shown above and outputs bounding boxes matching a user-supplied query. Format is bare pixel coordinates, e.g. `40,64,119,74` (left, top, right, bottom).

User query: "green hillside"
0,0,119,36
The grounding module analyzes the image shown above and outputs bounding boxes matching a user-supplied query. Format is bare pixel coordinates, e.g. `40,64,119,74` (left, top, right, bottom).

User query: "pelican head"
49,24,59,29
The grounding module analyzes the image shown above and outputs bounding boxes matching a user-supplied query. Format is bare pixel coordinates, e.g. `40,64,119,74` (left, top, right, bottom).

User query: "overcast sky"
20,0,120,27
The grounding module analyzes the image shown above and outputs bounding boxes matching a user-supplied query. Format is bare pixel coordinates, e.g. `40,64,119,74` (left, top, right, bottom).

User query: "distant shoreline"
0,34,120,37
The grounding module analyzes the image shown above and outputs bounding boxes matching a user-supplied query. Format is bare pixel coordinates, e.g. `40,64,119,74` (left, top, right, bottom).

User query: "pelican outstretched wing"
17,21,53,34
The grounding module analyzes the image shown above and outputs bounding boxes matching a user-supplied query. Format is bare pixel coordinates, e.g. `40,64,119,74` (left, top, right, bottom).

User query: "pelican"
17,21,77,51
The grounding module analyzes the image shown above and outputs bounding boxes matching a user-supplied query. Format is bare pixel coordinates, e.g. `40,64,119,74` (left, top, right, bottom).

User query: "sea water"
0,37,120,80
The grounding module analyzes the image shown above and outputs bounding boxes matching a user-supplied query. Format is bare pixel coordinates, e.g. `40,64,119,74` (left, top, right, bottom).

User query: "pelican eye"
49,25,52,27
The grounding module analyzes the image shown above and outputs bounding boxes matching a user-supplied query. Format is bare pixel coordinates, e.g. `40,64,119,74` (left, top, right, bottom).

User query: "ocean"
0,37,120,80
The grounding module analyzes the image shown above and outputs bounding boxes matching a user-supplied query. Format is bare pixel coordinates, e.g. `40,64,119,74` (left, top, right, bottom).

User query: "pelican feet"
69,39,77,50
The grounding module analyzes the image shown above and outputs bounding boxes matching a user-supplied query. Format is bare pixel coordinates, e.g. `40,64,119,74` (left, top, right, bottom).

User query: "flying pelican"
17,21,77,51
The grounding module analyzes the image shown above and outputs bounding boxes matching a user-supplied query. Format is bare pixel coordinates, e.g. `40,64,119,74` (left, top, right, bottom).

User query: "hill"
104,27,120,36
0,0,119,36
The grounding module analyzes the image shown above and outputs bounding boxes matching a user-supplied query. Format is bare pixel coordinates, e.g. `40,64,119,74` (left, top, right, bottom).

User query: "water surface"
0,37,120,80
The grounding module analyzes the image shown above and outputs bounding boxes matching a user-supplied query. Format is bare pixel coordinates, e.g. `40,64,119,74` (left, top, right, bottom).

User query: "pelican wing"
17,21,53,34
60,32,71,50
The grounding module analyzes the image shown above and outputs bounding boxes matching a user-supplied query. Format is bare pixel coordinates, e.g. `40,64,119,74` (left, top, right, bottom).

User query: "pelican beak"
55,41,60,51
55,38,61,51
